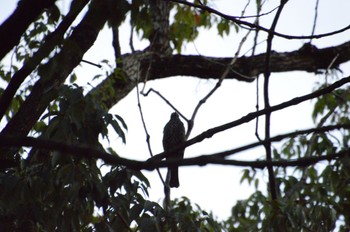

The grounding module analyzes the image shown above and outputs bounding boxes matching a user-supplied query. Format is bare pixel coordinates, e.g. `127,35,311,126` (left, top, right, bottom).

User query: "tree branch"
262,0,287,200
139,41,350,82
210,124,350,159
0,134,348,170
160,149,350,169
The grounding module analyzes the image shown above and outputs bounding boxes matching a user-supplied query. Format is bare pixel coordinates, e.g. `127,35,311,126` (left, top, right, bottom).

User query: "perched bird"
163,112,185,188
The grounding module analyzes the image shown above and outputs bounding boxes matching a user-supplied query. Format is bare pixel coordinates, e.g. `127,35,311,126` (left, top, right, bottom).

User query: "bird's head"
171,112,179,119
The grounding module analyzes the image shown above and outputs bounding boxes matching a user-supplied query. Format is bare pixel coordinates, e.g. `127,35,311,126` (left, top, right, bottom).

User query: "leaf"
144,201,162,213
130,203,144,222
114,114,128,130
240,169,250,184
69,73,77,83
217,19,230,36
110,118,126,143
47,5,61,23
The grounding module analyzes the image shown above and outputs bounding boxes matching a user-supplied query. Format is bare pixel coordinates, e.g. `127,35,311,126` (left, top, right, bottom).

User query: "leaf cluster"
226,76,350,231
130,0,235,53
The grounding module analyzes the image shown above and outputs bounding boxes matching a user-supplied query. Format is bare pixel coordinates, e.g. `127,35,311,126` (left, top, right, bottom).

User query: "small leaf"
110,118,126,143
130,203,144,222
114,114,128,130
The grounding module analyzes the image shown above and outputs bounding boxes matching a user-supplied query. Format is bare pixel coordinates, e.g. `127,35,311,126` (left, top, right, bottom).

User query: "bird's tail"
169,167,179,188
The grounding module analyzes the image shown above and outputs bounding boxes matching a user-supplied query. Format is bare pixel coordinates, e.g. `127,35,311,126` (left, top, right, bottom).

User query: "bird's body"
163,112,185,188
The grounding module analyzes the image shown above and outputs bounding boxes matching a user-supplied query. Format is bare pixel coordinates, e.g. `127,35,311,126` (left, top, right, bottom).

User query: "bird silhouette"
163,112,185,188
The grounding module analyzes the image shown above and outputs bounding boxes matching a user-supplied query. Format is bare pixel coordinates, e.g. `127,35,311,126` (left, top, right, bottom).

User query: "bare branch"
310,0,320,43
142,88,189,123
136,83,166,186
88,41,350,112
209,124,350,159
162,149,350,169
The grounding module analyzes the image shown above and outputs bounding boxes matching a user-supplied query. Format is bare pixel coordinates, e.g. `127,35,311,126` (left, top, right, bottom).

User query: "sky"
1,0,350,220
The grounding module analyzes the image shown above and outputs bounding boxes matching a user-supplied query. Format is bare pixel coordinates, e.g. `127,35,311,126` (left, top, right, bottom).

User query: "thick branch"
0,0,56,60
139,41,350,82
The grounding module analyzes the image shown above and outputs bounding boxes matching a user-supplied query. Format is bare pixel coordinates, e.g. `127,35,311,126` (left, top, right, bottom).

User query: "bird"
162,112,185,188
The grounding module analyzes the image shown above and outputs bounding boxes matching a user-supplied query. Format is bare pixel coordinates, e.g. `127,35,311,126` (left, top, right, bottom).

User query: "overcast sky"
1,0,350,220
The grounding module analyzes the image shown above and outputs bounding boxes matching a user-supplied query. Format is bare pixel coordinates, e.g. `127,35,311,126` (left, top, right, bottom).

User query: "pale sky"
1,0,350,220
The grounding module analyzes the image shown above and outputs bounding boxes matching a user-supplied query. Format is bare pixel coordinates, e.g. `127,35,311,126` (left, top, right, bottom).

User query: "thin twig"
325,54,339,77
141,88,188,122
129,25,135,53
81,59,102,68
310,0,320,43
136,83,166,185
253,1,264,142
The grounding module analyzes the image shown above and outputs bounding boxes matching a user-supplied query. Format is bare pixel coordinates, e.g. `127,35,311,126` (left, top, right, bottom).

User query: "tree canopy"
1,0,350,231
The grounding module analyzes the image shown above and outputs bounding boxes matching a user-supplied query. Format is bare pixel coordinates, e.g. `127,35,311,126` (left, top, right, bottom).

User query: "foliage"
130,0,233,52
229,79,350,231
